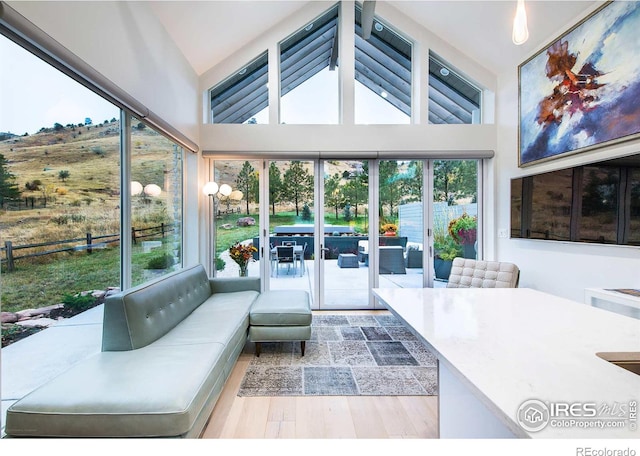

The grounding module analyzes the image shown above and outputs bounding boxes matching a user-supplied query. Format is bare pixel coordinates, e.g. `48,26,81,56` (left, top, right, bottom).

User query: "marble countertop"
372,287,640,438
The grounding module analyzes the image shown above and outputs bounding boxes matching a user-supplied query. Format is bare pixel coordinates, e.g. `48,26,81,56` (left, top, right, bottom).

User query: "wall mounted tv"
510,154,640,246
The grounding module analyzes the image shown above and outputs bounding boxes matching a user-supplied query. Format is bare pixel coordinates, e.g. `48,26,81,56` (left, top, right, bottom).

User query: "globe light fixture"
131,181,143,196
219,183,232,197
202,181,219,197
143,184,162,197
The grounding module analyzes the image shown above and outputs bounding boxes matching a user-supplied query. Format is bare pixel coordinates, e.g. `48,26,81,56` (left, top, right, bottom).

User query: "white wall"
8,0,203,267
494,22,640,304
9,1,199,141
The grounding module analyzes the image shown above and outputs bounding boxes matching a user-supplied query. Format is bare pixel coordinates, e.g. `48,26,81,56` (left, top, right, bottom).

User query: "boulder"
237,217,256,227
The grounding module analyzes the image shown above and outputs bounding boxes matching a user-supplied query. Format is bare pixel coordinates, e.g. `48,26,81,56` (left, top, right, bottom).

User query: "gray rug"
238,314,438,397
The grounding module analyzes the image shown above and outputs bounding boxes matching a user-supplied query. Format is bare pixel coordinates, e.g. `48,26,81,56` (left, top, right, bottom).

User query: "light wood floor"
201,311,439,439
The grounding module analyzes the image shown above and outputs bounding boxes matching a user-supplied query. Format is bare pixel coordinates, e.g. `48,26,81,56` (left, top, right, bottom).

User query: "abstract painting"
519,1,640,167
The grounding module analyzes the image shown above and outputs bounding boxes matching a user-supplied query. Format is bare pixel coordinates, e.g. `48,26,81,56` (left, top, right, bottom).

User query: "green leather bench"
5,264,260,438
248,290,312,356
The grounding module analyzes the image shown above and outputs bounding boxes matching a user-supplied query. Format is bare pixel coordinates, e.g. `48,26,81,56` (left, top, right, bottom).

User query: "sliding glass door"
432,159,480,286
211,160,261,279
209,157,481,305
320,160,372,309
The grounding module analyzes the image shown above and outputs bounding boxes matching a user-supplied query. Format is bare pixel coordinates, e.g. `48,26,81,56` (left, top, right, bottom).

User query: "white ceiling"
149,0,599,77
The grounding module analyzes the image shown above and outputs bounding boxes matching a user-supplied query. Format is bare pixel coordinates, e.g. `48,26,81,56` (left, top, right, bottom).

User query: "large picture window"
0,32,185,348
0,34,121,332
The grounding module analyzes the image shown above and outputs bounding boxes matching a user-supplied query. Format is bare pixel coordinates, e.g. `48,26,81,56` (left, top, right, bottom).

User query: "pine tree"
0,153,21,208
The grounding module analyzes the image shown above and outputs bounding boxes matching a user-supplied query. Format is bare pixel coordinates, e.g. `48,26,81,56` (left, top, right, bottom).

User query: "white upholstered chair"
446,257,520,288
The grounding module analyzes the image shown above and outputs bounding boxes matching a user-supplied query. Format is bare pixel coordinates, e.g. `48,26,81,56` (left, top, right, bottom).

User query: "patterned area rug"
238,313,438,397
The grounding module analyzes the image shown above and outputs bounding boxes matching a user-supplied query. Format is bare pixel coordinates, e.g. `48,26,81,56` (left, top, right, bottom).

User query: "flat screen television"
510,154,640,246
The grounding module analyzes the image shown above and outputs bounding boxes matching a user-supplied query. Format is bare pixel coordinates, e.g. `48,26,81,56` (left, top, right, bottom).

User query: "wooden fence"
1,223,175,272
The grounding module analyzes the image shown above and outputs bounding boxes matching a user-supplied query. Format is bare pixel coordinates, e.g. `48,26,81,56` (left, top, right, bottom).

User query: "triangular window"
209,51,268,124
279,4,339,124
354,4,411,124
428,52,481,124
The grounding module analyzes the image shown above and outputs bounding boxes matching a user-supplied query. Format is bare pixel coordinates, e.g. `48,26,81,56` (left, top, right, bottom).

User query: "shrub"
56,187,68,195
50,215,69,225
146,253,174,270
25,180,42,191
91,146,105,156
215,256,225,271
62,293,96,312
301,203,312,221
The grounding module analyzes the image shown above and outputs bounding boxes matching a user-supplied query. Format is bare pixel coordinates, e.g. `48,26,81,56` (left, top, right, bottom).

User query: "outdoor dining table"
270,245,305,276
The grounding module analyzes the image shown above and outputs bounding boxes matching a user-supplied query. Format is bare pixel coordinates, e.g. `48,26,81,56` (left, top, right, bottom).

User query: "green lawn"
2,212,375,313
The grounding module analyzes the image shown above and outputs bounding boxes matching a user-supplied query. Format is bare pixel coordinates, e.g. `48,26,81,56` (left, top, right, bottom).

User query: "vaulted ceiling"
148,1,598,77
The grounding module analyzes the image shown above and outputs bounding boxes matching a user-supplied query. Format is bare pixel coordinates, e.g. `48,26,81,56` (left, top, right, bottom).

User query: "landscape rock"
237,217,256,227
15,309,38,318
16,318,57,328
1,312,18,324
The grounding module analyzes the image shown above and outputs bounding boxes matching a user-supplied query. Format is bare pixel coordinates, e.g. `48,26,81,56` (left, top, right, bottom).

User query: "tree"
0,153,20,208
53,122,64,131
379,160,402,219
58,170,70,182
401,160,423,203
343,166,368,219
324,173,344,219
434,160,477,205
235,161,258,215
268,162,283,216
282,161,313,216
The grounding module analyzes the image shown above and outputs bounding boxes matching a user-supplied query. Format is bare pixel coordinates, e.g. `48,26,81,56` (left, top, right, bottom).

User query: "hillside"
0,121,175,246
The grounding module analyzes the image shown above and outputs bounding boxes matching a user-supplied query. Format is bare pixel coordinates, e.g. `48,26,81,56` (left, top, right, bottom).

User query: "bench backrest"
102,264,212,351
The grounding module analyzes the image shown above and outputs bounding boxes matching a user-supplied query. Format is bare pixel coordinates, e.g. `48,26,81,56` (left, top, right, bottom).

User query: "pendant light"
512,0,529,45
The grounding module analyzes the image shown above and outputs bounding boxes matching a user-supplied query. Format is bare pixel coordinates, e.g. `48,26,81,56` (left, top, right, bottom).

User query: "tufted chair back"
447,258,520,288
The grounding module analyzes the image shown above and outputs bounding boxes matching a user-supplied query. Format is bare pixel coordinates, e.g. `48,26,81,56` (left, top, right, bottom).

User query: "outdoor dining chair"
275,246,296,276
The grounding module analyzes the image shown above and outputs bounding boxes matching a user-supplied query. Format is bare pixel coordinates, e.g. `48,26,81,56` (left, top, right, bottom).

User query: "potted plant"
228,242,257,277
380,223,398,237
434,237,463,280
447,213,477,258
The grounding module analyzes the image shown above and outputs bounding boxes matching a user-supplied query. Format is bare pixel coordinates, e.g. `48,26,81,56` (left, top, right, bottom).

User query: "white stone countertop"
372,287,640,439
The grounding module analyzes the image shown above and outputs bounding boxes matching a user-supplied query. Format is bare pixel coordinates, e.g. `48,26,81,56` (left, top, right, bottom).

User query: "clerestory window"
279,4,339,124
210,51,269,124
354,4,412,124
428,52,481,124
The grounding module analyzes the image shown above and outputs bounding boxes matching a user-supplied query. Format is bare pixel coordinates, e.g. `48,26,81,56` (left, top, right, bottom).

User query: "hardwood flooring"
201,311,439,439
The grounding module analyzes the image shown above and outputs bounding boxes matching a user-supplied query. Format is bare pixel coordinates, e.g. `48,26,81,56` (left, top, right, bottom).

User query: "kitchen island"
372,287,640,439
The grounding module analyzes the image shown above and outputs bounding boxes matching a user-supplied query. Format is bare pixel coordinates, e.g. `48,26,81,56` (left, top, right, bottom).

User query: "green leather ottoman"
249,290,311,356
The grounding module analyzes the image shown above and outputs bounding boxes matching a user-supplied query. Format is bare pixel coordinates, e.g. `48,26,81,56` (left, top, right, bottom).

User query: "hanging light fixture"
512,0,529,46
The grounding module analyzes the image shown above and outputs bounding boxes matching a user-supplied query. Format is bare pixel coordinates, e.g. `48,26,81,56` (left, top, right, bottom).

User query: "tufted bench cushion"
249,290,312,356
447,258,520,288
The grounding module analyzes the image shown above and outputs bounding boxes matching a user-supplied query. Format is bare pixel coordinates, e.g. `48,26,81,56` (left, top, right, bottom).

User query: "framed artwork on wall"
518,1,640,167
